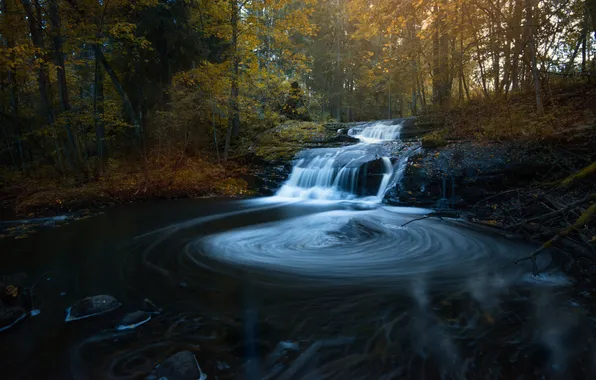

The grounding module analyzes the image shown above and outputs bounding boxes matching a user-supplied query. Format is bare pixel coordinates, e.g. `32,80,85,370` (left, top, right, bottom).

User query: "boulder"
147,351,206,380
65,295,121,322
116,311,152,331
0,306,27,333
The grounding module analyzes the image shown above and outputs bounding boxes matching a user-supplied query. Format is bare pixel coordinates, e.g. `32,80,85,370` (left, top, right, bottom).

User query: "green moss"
255,120,330,162
421,130,448,149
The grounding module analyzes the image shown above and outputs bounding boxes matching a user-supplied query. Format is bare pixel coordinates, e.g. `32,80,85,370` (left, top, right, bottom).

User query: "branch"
515,202,596,274
506,194,596,230
400,211,460,228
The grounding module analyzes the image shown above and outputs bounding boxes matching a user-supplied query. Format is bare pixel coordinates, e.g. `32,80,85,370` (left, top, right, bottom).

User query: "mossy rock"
255,121,331,162
421,130,448,149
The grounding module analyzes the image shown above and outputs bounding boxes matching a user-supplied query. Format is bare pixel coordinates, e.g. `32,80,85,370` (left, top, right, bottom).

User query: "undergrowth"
420,84,596,143
3,155,249,217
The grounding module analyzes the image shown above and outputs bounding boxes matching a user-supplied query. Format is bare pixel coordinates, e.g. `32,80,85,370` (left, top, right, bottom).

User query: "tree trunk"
433,1,451,106
582,2,589,73
335,0,342,121
410,20,419,115
432,2,440,104
94,48,107,174
225,0,240,163
4,0,26,173
511,0,524,91
95,45,142,137
22,0,54,125
157,21,172,107
49,0,69,113
526,0,544,114
492,0,501,94
5,0,19,116
49,0,79,167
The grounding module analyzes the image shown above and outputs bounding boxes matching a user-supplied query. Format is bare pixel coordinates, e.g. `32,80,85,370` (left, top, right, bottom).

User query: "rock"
0,306,27,333
65,295,121,322
325,134,360,144
147,351,206,380
116,311,151,331
216,361,231,370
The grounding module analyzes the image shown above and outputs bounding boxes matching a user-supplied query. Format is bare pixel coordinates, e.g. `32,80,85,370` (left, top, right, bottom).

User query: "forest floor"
0,155,249,222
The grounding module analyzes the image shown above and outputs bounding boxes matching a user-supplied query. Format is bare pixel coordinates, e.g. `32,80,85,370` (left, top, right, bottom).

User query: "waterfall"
348,121,403,142
276,120,411,202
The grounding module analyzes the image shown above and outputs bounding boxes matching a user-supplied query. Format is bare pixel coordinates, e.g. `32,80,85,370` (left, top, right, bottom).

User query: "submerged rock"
65,295,121,322
116,311,151,331
0,306,27,333
147,351,207,380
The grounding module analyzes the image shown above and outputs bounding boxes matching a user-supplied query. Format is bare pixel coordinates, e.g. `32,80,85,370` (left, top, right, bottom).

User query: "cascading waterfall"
276,120,410,201
348,120,404,142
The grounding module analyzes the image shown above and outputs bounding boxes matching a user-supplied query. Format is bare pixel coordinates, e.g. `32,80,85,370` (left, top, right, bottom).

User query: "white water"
276,120,410,202
348,121,403,142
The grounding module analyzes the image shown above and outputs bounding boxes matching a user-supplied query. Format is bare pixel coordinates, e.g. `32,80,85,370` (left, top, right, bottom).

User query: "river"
0,121,593,379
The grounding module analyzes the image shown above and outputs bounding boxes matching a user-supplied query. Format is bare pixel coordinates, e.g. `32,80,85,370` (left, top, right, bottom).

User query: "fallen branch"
400,211,460,228
543,161,596,187
400,216,430,227
473,188,521,208
515,202,596,274
560,161,596,187
506,194,596,230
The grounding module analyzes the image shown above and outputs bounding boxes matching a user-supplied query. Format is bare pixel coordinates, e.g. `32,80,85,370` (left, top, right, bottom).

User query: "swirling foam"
190,208,558,288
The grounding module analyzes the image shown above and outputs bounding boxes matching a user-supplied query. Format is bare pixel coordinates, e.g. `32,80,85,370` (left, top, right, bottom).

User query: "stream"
0,121,594,379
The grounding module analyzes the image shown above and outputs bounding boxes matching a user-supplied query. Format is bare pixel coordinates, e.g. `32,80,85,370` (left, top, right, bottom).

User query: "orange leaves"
5,285,19,298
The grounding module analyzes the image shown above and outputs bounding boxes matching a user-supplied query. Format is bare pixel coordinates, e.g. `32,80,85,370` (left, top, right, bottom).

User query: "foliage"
0,0,594,212
12,156,248,216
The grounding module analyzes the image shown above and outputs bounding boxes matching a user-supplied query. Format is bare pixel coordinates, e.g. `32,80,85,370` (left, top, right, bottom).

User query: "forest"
0,0,594,212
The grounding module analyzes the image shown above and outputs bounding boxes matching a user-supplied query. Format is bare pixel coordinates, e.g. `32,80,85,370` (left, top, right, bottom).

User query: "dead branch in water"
400,211,460,228
515,202,596,274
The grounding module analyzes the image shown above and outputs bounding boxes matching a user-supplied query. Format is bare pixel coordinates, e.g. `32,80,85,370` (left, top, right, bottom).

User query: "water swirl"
190,207,559,289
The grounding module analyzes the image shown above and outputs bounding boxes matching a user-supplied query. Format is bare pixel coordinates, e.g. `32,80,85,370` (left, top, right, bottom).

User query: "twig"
472,188,521,208
400,211,460,228
400,216,431,227
515,235,563,275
